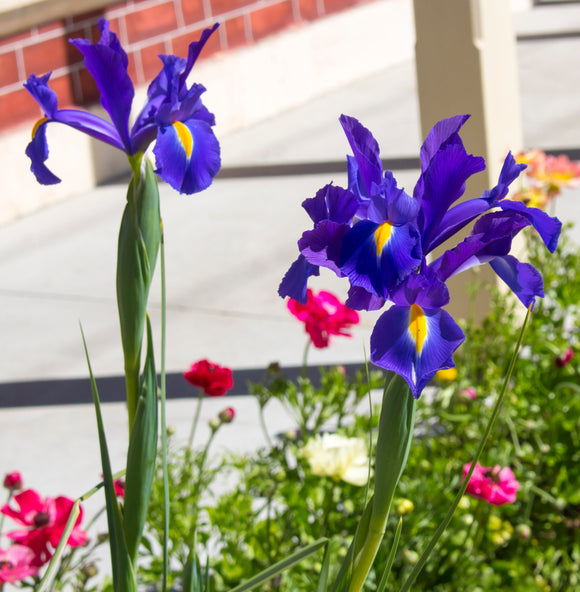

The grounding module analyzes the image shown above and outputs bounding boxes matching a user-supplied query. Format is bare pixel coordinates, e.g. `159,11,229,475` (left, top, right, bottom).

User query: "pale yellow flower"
302,433,370,486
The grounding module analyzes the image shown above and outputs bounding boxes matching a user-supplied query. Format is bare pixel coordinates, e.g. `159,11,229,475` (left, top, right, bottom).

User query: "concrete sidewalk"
1,1,580,513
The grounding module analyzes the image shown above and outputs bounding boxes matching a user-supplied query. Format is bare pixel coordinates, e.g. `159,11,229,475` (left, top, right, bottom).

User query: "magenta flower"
287,288,360,348
463,462,520,505
0,545,39,583
3,472,23,491
1,489,88,565
183,359,234,397
555,348,574,368
113,478,125,498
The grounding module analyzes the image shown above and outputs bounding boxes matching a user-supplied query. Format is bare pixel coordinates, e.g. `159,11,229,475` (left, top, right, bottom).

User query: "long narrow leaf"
229,538,328,592
376,518,403,592
331,498,373,592
124,316,159,564
316,540,332,592
80,326,137,592
36,499,81,592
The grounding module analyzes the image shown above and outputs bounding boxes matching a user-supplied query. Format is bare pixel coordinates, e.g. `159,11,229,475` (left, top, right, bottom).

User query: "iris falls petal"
340,220,422,298
154,118,221,194
371,304,465,398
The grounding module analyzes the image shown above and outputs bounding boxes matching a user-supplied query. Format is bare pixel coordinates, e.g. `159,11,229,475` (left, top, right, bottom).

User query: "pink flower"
463,462,520,506
3,472,23,491
555,348,574,368
1,489,88,566
0,545,39,583
184,359,233,397
459,387,477,400
287,289,359,348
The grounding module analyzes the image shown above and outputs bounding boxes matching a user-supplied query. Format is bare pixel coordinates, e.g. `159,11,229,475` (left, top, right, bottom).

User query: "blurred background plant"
140,219,580,592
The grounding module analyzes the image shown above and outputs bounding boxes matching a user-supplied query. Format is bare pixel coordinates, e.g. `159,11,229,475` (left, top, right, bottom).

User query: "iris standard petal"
370,304,465,398
418,141,486,250
278,254,320,303
302,184,358,225
24,73,58,116
180,23,220,87
339,115,383,193
70,18,134,151
490,255,544,308
419,114,470,171
154,118,221,194
340,220,422,297
428,152,527,253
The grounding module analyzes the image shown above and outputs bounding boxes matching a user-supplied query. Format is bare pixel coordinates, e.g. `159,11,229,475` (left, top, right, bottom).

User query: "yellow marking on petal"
31,117,49,139
409,304,427,353
173,121,193,158
374,222,393,256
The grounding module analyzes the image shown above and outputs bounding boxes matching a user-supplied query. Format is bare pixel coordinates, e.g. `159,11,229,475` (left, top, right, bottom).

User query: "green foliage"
63,224,579,592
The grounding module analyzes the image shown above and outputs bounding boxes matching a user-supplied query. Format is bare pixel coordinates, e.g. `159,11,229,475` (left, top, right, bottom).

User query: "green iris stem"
348,375,416,592
159,223,169,592
397,305,532,592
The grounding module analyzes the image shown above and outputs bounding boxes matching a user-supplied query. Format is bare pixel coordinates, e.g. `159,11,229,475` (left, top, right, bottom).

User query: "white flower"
302,433,370,487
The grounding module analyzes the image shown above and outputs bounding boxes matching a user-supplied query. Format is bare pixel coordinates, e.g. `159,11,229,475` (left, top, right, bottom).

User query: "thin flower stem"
0,490,13,536
397,305,532,592
259,404,274,448
301,339,311,378
160,223,170,592
188,390,205,449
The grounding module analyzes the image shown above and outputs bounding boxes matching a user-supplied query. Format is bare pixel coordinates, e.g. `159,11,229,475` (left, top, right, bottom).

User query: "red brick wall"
0,0,372,132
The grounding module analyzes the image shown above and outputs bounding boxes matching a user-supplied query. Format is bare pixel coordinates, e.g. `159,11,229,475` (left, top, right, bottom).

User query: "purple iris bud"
24,19,220,195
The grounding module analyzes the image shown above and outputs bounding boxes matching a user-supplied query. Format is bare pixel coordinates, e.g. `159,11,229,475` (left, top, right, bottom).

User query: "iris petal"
490,255,544,308
154,118,220,194
339,115,383,193
70,19,134,151
341,220,422,297
500,199,561,253
25,121,60,185
278,254,320,303
371,304,465,398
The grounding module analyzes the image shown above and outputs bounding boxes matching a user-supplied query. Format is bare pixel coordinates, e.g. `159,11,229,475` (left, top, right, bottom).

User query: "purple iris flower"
280,114,562,397
24,19,220,195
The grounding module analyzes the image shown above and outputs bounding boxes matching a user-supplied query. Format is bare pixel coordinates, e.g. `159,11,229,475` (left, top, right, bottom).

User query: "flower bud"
208,418,221,431
218,407,235,424
3,472,23,491
395,498,414,515
516,524,532,540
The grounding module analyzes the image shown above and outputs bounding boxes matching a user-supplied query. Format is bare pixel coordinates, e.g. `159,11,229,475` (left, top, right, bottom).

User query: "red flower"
0,545,39,583
183,359,233,397
1,489,88,566
287,289,359,348
3,472,23,491
463,462,520,506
